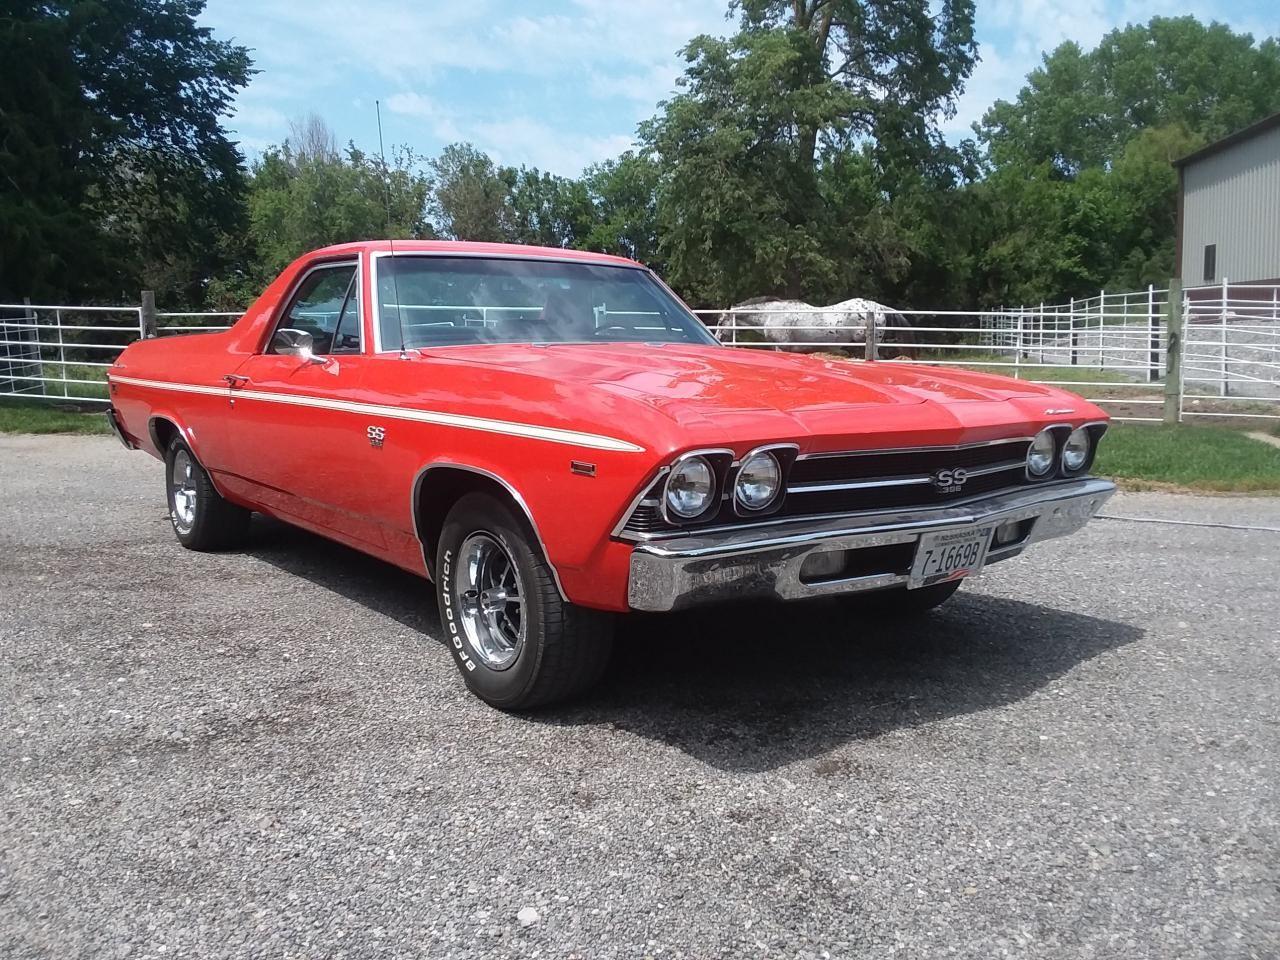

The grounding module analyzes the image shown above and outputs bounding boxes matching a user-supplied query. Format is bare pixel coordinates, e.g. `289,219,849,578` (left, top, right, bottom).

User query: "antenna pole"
375,100,408,358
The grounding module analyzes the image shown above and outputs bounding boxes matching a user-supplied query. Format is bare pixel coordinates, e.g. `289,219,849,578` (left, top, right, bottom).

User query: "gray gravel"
2,434,1278,959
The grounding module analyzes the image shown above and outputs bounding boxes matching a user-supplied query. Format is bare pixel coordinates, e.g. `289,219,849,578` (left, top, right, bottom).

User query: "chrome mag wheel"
170,447,198,533
457,532,525,670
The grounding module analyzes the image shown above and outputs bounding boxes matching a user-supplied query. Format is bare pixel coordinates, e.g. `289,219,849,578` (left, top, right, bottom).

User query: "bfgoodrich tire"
164,437,250,550
436,492,613,710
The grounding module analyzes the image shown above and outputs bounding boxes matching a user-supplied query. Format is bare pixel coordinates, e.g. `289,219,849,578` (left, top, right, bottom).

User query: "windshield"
374,255,717,350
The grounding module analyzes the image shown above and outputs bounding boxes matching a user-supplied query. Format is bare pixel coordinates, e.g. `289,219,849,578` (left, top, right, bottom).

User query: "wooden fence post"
1163,279,1183,424
863,311,879,361
140,290,157,339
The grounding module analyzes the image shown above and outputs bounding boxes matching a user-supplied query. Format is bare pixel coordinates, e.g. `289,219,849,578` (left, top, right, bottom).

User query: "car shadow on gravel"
551,595,1143,772
243,517,1141,773
243,517,435,634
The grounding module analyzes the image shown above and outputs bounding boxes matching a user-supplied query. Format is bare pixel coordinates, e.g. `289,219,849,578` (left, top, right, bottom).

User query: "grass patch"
40,362,109,400
907,349,1158,397
0,398,112,435
1094,422,1280,492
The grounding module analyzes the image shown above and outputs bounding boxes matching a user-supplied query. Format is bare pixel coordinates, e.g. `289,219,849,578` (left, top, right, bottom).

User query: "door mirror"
271,328,323,363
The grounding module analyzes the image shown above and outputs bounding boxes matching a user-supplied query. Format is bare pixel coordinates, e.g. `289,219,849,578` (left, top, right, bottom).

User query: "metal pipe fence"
3,282,1279,424
0,300,237,405
700,281,1280,424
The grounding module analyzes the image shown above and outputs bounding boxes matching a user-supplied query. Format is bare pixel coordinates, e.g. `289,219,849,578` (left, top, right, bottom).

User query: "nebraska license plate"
908,526,995,589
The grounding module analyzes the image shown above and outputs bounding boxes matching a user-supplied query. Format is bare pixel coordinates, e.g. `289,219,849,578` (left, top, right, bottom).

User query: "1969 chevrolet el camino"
107,240,1115,709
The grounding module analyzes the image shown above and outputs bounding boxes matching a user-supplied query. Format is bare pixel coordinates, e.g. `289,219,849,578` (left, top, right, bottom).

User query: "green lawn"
41,361,110,400
0,399,113,435
1095,423,1280,492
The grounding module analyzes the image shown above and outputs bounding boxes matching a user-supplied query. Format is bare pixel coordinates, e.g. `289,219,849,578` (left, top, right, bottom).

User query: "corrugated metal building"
1175,112,1280,292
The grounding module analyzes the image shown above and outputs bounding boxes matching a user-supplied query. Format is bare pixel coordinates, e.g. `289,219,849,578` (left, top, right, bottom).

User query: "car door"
221,258,384,546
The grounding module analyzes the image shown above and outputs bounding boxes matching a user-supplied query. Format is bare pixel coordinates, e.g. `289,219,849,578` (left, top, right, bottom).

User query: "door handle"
222,374,249,388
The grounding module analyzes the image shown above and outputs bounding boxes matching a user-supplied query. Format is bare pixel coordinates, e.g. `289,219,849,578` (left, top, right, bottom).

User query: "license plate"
908,526,994,589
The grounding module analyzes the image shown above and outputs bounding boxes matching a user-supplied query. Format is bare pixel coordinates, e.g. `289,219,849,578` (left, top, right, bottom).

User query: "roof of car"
308,239,644,268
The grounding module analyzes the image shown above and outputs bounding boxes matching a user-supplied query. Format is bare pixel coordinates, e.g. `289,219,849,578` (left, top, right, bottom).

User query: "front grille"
618,438,1035,538
791,441,1032,484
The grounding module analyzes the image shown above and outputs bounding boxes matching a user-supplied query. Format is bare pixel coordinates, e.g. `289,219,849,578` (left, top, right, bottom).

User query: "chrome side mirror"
271,328,324,363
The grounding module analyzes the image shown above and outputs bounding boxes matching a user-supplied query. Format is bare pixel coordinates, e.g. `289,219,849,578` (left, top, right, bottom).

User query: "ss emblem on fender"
932,467,968,493
367,425,386,448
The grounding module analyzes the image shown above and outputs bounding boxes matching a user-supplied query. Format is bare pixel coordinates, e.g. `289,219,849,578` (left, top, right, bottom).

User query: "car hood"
419,342,1087,453
427,342,1059,407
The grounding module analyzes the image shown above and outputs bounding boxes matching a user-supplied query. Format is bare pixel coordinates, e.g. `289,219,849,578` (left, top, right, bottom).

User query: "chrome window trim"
265,258,362,356
369,249,711,355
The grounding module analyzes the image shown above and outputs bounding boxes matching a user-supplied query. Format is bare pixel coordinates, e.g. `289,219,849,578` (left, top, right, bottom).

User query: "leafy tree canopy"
0,0,251,303
642,0,977,305
977,17,1280,175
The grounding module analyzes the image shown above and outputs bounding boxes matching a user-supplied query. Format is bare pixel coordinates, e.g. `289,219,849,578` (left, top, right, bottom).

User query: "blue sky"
200,0,1276,176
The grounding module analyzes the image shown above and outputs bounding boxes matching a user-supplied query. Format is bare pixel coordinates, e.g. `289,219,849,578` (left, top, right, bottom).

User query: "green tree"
978,18,1280,175
209,120,431,306
429,143,514,241
734,0,978,166
970,17,1276,304
642,0,977,305
506,168,596,249
581,151,663,267
0,0,251,303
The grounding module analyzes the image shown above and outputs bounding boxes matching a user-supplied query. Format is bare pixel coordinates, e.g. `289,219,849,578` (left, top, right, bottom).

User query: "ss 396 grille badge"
932,467,968,493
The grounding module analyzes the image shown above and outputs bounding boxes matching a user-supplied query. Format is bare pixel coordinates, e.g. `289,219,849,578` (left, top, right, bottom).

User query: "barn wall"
1180,122,1280,285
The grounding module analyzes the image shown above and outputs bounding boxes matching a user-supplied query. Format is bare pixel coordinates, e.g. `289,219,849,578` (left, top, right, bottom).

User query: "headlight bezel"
731,443,799,516
663,454,717,521
1025,428,1058,479
661,449,732,523
1061,427,1092,473
1026,422,1108,481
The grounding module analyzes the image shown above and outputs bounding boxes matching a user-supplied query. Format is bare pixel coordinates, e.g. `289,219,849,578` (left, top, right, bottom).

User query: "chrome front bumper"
627,478,1115,612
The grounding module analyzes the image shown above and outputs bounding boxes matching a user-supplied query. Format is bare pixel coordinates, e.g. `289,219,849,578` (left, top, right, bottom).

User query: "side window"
271,263,358,355
1203,244,1216,283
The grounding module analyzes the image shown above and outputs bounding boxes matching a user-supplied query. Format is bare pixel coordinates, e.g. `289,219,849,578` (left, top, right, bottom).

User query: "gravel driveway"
2,435,1277,959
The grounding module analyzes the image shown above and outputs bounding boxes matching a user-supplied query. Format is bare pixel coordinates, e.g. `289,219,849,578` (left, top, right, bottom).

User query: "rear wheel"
164,437,250,550
436,492,612,710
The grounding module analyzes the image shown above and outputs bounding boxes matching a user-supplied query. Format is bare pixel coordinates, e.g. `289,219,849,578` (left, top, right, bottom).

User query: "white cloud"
465,118,634,174
385,96,635,174
384,91,440,121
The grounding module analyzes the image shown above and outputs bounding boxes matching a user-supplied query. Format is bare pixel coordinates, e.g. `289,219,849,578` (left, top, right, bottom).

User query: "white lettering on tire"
440,548,476,672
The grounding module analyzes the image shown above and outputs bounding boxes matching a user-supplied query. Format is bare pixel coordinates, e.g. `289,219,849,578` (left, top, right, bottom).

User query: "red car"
107,241,1115,709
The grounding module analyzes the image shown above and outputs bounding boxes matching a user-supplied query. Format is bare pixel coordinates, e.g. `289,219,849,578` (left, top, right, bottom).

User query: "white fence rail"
3,283,1278,423
0,302,238,404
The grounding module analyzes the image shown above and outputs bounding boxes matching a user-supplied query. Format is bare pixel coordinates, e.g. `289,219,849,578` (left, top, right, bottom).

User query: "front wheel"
436,492,613,710
164,437,250,550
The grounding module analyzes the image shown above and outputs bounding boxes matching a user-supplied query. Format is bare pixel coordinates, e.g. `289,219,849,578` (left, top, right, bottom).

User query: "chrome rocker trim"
627,477,1115,612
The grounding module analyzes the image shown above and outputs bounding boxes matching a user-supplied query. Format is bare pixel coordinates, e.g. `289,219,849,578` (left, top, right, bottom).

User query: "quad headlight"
1062,427,1091,472
664,455,716,519
734,450,782,512
1027,429,1057,478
